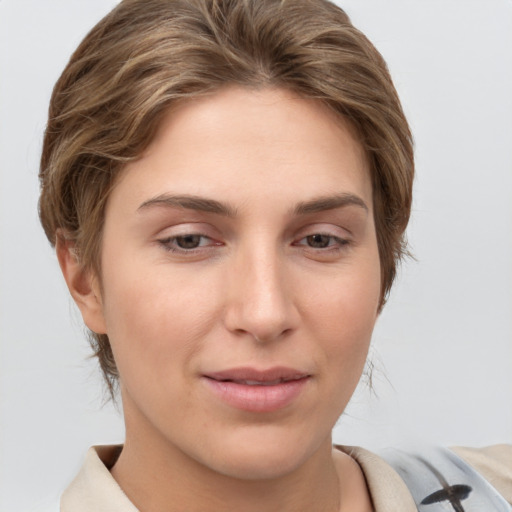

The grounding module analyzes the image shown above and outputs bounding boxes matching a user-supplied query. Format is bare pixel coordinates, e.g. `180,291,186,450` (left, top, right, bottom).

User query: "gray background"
1,1,511,510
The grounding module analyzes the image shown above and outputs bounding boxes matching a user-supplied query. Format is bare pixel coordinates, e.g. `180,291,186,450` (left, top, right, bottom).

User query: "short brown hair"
39,0,414,394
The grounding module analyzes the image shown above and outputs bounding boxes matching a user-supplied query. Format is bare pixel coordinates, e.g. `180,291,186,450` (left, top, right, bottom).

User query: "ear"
56,235,107,335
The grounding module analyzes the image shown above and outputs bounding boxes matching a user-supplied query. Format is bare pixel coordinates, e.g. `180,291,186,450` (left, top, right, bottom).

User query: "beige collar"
61,445,138,512
335,445,417,512
61,444,417,512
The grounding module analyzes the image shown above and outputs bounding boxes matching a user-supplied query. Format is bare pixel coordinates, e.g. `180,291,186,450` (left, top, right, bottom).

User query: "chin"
195,424,330,481
212,451,308,481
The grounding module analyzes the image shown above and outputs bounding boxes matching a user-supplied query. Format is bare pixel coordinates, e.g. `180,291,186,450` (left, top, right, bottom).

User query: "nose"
223,245,299,343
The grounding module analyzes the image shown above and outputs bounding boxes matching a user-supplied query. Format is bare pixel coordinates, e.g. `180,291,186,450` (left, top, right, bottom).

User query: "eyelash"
293,233,349,251
158,234,220,253
157,232,350,255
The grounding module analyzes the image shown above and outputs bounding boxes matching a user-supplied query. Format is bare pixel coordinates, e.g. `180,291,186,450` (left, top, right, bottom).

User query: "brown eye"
306,234,332,248
158,233,223,254
175,235,203,249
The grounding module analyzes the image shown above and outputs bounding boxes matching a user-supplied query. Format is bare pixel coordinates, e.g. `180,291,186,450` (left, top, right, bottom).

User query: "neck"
111,395,372,512
112,436,341,512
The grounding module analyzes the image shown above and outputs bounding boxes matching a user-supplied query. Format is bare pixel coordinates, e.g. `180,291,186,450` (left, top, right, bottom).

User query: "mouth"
216,378,299,386
204,366,309,382
202,367,311,412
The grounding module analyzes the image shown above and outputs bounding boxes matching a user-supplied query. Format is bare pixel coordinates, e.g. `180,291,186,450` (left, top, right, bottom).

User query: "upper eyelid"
292,222,352,238
160,233,210,240
154,222,220,238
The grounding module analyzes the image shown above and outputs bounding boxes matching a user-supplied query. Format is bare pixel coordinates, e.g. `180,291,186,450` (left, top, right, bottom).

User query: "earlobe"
56,235,107,335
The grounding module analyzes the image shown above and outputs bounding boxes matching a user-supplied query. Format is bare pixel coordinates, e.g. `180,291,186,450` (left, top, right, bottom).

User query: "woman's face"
86,86,381,479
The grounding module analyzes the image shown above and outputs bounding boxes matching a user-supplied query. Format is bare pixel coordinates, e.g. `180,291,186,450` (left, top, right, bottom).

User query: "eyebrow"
137,192,368,218
293,193,368,215
138,194,237,217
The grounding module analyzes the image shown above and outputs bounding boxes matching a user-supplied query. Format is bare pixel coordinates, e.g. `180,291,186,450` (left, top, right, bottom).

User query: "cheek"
304,255,380,336
100,263,222,380
301,255,381,382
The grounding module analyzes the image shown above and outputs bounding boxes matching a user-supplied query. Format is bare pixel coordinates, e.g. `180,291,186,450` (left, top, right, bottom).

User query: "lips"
228,378,293,386
202,367,311,412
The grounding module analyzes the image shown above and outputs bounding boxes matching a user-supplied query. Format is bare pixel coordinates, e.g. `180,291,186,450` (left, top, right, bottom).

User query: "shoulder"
335,444,512,512
452,444,512,504
61,445,138,512
335,445,417,512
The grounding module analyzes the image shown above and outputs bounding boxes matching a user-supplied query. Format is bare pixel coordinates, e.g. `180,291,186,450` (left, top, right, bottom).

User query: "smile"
202,367,311,413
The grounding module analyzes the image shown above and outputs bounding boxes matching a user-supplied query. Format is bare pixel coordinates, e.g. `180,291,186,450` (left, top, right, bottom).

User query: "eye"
305,234,336,248
296,233,349,249
174,234,206,249
158,234,220,252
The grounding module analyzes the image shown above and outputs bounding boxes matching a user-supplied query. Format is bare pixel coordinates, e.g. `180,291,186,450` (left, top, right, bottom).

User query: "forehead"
110,86,372,215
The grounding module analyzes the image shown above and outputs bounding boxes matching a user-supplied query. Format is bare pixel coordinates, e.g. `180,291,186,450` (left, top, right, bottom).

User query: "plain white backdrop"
1,1,511,510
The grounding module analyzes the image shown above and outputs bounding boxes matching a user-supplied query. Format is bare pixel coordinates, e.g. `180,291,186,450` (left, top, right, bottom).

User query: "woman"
37,0,511,510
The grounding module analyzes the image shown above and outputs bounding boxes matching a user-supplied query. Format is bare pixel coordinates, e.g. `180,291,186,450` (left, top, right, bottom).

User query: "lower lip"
202,377,310,413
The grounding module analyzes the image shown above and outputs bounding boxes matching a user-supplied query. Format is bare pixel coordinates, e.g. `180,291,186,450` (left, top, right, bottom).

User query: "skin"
58,86,379,512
